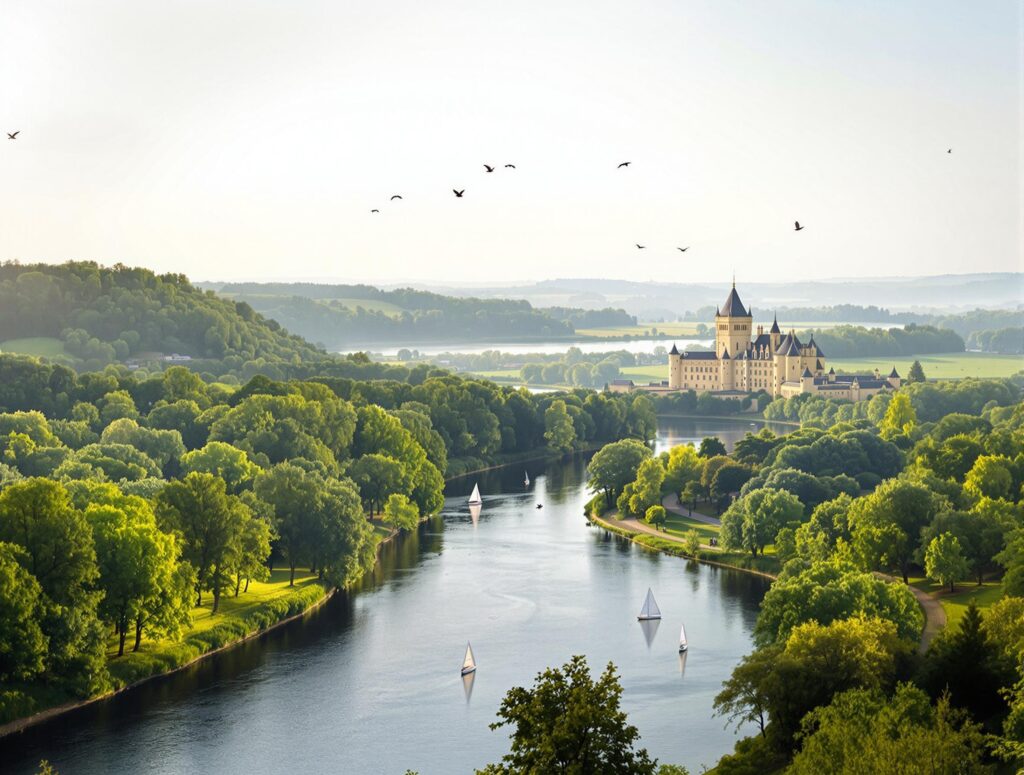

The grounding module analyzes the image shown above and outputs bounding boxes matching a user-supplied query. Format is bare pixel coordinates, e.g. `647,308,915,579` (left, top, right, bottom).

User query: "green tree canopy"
477,655,656,775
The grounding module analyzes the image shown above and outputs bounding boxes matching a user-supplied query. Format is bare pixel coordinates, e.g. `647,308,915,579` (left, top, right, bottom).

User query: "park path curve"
662,493,722,525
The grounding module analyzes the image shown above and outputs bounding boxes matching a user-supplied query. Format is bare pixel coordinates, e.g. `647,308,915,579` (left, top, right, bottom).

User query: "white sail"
679,623,688,652
638,588,662,620
468,483,482,505
461,642,477,675
524,470,530,485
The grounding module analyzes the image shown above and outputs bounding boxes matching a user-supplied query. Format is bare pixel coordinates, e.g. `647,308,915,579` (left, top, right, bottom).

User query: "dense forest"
0,354,655,723
588,377,1024,771
0,262,323,373
794,324,964,358
207,281,634,348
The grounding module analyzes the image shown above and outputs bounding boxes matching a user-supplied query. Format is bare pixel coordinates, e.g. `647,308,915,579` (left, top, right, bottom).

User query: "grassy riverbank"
910,578,1006,628
1,525,399,735
590,512,780,578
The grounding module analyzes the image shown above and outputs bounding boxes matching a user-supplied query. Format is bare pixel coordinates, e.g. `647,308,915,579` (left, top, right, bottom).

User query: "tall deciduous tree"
924,532,969,592
477,655,656,775
879,393,916,439
0,541,47,682
156,472,245,611
544,399,576,453
720,488,803,556
588,439,652,508
850,478,942,583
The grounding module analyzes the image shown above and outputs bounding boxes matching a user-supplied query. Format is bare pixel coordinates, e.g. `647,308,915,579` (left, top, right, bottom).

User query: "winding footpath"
599,494,947,654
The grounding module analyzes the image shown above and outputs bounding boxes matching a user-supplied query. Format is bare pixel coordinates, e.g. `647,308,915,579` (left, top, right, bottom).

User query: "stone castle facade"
611,283,900,400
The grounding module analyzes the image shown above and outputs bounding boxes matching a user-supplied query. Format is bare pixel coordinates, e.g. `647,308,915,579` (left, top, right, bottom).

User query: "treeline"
209,282,634,348
967,326,1024,354
0,356,655,722
538,306,636,328
797,324,964,358
0,262,322,371
588,377,1024,771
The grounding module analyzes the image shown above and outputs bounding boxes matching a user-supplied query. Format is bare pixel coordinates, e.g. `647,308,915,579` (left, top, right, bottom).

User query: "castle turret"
887,367,901,389
715,281,752,359
668,343,682,388
769,313,781,352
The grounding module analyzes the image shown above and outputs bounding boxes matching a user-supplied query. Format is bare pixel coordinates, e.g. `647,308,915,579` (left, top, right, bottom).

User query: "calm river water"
2,418,778,774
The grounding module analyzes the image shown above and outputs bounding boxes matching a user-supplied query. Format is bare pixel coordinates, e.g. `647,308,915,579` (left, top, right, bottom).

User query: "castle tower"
769,313,781,352
715,281,753,359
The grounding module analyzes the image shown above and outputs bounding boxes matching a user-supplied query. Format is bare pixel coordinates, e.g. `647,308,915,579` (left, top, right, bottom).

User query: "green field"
911,579,1005,628
0,337,68,359
831,352,1022,380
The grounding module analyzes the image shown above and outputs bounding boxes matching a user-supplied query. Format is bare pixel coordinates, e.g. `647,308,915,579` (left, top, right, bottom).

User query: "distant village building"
610,282,900,400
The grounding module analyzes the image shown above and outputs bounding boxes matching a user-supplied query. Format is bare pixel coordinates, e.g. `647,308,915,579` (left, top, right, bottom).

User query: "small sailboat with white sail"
678,622,688,653
461,642,477,675
468,483,482,506
637,587,662,621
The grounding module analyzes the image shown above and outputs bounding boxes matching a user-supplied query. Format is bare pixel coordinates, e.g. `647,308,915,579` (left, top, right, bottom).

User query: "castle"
611,282,900,400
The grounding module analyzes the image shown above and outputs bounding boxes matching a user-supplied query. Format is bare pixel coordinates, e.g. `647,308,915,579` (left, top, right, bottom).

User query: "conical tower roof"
719,282,750,317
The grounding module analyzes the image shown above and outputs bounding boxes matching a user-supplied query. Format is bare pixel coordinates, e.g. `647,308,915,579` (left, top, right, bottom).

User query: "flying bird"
370,209,380,213
390,195,402,200
947,148,952,154
677,247,689,252
483,164,494,172
617,161,631,168
635,244,646,250
7,131,18,140
453,189,465,197
504,164,516,169
794,221,804,231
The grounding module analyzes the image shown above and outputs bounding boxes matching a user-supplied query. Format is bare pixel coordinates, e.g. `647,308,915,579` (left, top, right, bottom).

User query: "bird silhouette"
370,209,379,213
794,221,804,231
504,164,516,169
947,148,952,154
677,247,689,252
635,244,646,249
453,189,465,197
617,162,631,168
390,195,402,200
6,132,18,140
483,164,494,173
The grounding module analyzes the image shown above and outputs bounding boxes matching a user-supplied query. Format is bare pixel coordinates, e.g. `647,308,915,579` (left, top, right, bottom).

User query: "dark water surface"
3,418,771,774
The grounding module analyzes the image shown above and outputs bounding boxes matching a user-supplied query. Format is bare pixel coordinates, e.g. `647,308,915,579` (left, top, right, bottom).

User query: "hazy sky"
1,1,1020,285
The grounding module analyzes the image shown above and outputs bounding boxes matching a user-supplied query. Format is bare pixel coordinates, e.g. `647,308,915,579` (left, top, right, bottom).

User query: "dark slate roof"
669,343,679,355
809,335,825,357
721,347,730,359
752,333,772,348
682,351,719,360
889,367,900,378
858,380,887,389
816,359,824,371
770,314,781,334
778,334,802,356
802,367,813,377
829,366,836,373
719,286,750,317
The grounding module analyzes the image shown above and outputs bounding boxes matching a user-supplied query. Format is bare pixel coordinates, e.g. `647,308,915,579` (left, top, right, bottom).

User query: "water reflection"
678,650,688,678
639,618,661,650
462,670,476,703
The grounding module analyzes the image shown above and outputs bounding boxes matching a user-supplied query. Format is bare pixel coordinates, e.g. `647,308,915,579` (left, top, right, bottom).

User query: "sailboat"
461,642,477,675
523,470,530,486
468,483,482,506
637,588,662,621
678,622,688,653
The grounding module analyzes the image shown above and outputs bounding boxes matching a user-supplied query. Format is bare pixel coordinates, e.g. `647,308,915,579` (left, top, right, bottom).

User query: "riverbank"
589,511,780,580
0,522,408,740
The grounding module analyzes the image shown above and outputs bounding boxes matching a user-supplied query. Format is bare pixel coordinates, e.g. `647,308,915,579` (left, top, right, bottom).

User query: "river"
2,418,776,774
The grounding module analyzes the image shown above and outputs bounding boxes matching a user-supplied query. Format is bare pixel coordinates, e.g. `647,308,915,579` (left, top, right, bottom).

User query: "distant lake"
342,337,715,358
3,417,775,774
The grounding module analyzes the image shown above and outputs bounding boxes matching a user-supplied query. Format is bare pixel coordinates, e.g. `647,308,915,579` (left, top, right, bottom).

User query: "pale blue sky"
0,1,1020,284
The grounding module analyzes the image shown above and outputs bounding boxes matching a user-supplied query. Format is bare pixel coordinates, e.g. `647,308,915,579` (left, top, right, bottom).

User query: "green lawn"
661,511,721,544
0,337,68,359
621,364,669,383
910,578,1005,628
831,352,1022,380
